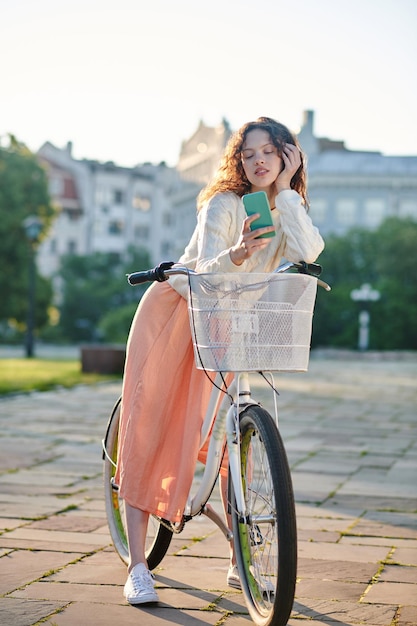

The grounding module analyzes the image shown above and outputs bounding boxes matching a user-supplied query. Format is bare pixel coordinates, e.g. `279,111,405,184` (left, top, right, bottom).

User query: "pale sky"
1,0,416,167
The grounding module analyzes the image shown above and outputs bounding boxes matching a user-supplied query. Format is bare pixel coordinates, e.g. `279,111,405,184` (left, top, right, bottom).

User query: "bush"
99,302,138,344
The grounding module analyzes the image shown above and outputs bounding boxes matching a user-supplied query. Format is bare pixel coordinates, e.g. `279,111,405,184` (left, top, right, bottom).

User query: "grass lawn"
0,358,120,395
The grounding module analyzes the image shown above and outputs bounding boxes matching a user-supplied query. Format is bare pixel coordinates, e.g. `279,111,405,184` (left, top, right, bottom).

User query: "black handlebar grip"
127,261,175,285
127,269,158,285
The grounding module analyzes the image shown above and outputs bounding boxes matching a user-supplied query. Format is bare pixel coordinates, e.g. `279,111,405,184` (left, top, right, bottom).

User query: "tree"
57,247,151,342
0,136,55,338
312,218,417,350
98,303,138,344
372,217,417,348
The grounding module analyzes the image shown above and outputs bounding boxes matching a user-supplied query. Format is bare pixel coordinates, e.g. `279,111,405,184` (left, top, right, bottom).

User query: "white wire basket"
188,273,318,372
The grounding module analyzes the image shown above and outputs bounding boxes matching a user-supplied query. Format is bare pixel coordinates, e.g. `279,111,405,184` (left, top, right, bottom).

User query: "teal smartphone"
242,191,275,238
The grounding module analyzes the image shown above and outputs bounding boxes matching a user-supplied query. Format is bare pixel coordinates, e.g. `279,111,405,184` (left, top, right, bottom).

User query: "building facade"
37,142,200,286
36,111,417,290
299,110,417,235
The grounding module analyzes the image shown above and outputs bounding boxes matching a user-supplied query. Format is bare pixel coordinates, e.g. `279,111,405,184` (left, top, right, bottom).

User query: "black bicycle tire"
103,396,173,570
231,404,297,626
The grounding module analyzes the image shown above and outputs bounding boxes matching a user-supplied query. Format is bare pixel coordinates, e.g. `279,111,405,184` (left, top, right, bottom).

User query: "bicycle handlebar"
127,261,176,285
127,261,331,290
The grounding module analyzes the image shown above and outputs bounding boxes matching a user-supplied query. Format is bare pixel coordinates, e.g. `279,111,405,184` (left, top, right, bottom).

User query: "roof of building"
308,150,417,176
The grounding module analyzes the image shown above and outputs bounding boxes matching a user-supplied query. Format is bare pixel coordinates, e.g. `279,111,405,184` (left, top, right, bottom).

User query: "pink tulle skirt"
115,281,228,522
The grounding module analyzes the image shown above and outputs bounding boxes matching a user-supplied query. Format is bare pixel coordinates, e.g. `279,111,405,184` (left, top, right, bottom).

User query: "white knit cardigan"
169,189,324,299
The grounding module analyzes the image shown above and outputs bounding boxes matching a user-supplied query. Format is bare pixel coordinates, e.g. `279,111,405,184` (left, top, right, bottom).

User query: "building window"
309,199,327,223
67,240,77,254
336,199,356,225
109,220,124,235
365,199,386,227
63,207,82,221
113,189,124,205
49,176,63,196
95,187,111,205
135,225,150,239
133,194,151,211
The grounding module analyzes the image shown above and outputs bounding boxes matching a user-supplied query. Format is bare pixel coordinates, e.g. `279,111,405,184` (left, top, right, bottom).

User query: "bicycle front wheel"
103,397,173,570
231,405,297,626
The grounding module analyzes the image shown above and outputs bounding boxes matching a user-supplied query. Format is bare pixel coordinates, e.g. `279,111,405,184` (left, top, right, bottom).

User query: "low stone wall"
81,344,126,375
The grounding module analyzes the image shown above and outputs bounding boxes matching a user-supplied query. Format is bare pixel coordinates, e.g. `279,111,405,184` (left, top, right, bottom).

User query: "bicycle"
102,260,330,626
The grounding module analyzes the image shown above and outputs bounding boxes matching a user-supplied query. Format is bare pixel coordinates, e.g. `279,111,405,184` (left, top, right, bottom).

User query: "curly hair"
197,116,308,210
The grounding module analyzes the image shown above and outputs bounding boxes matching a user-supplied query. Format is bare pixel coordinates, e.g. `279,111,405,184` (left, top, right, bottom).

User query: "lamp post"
23,215,42,358
350,283,380,351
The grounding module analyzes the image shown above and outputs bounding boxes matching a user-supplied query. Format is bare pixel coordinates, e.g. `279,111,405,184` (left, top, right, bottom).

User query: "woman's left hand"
275,143,301,195
229,214,274,266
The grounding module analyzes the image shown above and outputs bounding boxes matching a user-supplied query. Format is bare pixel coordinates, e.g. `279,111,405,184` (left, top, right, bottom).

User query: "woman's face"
240,129,284,193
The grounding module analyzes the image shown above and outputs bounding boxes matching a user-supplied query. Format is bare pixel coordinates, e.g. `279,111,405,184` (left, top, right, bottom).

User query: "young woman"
115,116,324,604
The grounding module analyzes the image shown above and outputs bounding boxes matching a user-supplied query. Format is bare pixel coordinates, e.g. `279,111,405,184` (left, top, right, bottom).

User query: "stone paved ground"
0,354,416,625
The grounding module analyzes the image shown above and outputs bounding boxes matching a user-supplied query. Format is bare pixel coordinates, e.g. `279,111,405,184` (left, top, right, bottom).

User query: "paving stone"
351,518,417,539
340,536,417,549
364,581,417,605
1,527,110,547
296,515,358,533
292,598,397,624
325,494,416,513
296,578,367,601
0,517,25,532
39,601,227,625
298,539,391,563
399,605,417,625
0,598,65,626
0,549,83,595
29,514,105,533
0,535,110,553
154,554,234,591
297,529,341,543
363,511,417,528
10,580,125,604
379,564,417,584
46,559,126,585
391,547,417,566
297,558,377,583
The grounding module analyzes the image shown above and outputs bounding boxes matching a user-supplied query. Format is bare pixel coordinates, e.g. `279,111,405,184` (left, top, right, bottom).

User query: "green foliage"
57,246,150,342
312,217,417,349
372,217,417,348
99,302,138,344
0,136,55,334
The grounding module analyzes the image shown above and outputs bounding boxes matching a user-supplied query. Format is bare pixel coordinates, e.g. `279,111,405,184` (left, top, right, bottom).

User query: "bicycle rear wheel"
103,397,173,570
231,405,297,626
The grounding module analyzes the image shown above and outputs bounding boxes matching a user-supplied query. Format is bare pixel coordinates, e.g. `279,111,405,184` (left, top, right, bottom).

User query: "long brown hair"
197,116,308,210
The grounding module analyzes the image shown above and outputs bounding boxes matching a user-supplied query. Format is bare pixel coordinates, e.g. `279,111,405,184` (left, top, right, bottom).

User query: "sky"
1,0,416,167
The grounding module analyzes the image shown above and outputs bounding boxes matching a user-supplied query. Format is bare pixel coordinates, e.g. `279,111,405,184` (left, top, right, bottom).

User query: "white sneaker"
123,563,159,605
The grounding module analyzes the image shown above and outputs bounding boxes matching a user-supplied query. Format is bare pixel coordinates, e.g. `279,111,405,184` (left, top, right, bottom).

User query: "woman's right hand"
274,143,301,195
229,214,274,266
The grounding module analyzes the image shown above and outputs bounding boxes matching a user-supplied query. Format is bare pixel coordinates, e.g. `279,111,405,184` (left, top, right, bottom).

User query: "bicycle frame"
183,370,275,534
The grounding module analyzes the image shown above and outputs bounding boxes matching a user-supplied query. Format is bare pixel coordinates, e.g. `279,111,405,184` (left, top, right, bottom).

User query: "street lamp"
23,215,42,358
350,283,380,351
